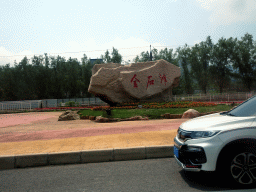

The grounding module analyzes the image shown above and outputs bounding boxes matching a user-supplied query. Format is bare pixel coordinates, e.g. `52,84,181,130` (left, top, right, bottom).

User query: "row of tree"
0,33,255,101
0,48,122,101
134,33,256,95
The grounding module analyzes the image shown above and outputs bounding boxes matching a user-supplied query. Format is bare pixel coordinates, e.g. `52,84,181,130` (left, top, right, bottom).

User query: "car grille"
178,128,192,142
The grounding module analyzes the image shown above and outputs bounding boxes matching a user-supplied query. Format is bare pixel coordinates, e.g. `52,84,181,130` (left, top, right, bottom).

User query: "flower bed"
33,101,238,113
91,101,217,111
34,106,93,111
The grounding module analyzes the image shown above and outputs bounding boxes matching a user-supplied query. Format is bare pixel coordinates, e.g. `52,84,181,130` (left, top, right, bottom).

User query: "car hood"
180,113,256,132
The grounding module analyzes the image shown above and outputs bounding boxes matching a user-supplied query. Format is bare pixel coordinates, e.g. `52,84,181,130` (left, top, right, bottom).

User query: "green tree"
177,44,193,94
102,50,111,63
42,53,52,99
44,53,50,68
139,51,150,62
133,55,140,63
133,47,178,64
133,51,150,62
229,33,256,91
32,55,50,99
17,56,38,99
158,48,177,65
102,47,122,64
111,47,122,63
81,54,92,97
66,57,81,98
189,36,213,94
151,48,158,61
1,64,18,100
209,37,232,93
50,55,66,98
0,66,4,100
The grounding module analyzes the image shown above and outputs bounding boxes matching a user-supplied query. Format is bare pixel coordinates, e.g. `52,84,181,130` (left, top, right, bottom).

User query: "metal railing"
0,98,107,111
0,92,255,111
56,97,106,107
0,100,42,111
172,92,255,102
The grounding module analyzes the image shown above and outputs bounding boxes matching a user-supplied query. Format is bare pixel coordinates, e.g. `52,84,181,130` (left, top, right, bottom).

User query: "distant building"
90,59,103,64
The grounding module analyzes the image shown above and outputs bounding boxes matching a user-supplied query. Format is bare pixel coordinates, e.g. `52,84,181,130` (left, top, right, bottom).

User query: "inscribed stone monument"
88,59,181,105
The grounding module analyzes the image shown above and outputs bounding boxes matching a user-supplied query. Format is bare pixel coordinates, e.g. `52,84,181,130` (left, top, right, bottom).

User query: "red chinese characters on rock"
131,74,156,89
131,74,140,88
146,76,154,89
159,73,167,85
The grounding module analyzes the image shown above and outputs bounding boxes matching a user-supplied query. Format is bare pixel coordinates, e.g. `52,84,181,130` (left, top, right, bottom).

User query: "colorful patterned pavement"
0,112,188,156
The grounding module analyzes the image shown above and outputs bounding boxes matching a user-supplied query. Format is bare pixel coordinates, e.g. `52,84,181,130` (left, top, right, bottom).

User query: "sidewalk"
0,112,187,169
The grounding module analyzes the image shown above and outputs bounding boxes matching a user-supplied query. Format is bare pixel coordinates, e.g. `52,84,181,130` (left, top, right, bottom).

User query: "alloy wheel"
230,152,256,185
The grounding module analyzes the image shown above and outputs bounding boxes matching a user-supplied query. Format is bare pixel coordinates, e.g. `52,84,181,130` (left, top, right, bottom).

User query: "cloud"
196,0,256,25
101,37,165,63
193,40,202,45
196,0,216,10
48,37,167,64
0,37,168,66
0,47,12,65
0,47,34,66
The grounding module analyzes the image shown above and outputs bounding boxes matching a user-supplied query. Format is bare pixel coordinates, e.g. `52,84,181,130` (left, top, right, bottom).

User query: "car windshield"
227,96,256,117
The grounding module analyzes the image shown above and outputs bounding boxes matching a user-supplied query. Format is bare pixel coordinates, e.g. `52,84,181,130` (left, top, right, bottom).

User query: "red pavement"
0,122,182,143
0,113,57,128
0,112,188,156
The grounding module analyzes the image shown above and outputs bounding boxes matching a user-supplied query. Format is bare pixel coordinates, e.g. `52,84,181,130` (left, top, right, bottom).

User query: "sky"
0,0,256,66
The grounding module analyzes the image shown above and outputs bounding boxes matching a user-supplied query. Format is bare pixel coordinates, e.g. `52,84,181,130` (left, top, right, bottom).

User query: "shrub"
65,101,80,107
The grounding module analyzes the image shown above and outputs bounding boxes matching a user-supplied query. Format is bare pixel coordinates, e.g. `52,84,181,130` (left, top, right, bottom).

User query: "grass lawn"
78,104,235,119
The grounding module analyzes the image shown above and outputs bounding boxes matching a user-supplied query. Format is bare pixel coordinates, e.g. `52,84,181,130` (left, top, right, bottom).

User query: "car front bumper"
174,135,224,171
174,137,205,172
174,154,201,172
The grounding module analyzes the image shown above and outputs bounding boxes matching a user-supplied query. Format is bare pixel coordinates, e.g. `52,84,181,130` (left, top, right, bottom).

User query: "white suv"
174,96,256,187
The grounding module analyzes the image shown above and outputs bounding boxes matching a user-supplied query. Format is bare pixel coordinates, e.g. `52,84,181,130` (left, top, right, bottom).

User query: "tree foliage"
133,51,150,62
229,33,256,91
111,47,122,63
189,36,213,94
177,44,194,94
1,34,256,101
0,54,95,101
132,33,256,94
209,37,233,93
102,47,122,64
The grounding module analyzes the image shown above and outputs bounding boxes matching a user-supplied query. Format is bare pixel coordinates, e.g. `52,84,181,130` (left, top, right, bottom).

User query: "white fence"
57,97,106,107
0,100,42,111
0,92,255,111
173,92,255,102
42,98,106,108
0,98,107,111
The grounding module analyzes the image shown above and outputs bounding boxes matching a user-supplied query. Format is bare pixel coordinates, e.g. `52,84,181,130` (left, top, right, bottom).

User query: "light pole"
149,45,153,61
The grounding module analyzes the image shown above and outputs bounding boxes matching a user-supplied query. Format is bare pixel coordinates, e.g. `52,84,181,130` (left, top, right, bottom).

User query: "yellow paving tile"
0,130,177,156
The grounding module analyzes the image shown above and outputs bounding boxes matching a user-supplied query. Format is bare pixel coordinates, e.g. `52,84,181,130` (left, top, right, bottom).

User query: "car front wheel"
219,146,256,187
230,152,256,185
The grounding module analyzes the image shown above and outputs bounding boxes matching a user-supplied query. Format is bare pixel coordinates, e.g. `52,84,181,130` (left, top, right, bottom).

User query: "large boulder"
88,59,181,105
182,109,200,119
58,110,80,121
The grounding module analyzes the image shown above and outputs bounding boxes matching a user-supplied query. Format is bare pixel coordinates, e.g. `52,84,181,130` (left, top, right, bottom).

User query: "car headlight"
190,131,220,139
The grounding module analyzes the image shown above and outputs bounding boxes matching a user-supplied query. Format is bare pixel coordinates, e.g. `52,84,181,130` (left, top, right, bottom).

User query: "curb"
0,145,174,170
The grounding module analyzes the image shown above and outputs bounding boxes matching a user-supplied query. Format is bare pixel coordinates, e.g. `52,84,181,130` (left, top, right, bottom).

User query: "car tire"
218,144,256,187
